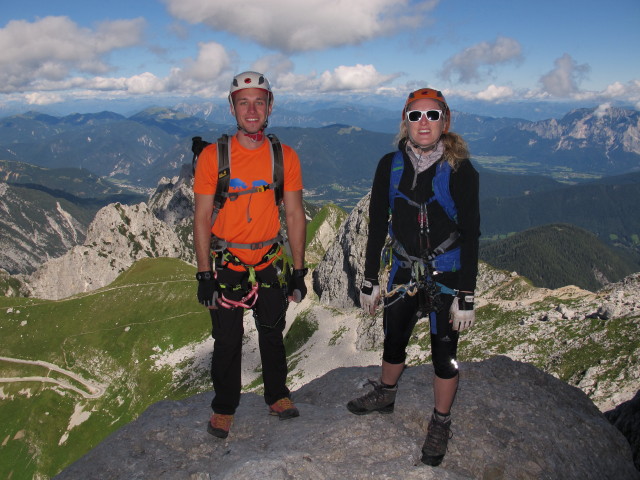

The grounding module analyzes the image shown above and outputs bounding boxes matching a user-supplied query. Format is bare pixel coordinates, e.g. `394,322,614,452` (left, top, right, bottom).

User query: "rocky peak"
54,357,639,480
27,201,188,300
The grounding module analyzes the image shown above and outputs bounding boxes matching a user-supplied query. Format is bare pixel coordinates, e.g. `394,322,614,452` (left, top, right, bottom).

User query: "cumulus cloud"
0,16,145,94
476,84,515,101
163,0,438,52
439,36,522,83
24,92,64,105
274,64,399,94
539,53,590,97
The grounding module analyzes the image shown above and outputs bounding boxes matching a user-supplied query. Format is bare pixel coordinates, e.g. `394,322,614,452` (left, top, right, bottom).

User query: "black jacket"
363,144,480,293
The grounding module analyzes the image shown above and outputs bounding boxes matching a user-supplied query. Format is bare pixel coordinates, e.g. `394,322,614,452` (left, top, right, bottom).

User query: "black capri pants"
382,285,460,379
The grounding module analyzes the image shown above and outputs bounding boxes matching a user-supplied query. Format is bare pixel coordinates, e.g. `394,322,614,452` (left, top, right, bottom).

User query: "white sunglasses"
406,109,443,122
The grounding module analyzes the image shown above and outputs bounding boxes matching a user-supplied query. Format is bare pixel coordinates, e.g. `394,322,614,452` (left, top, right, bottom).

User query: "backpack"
387,150,460,273
191,133,284,226
389,150,457,223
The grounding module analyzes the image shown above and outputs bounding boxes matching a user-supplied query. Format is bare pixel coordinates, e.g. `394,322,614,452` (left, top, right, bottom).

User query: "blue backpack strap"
389,150,421,210
389,150,404,210
431,161,457,223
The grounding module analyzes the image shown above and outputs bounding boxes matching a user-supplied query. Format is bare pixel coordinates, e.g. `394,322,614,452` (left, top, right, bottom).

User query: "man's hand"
450,292,475,331
360,278,381,315
196,271,221,309
288,268,308,303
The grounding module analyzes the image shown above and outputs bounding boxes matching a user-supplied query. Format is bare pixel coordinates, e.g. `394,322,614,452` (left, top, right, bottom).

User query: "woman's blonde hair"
394,117,469,171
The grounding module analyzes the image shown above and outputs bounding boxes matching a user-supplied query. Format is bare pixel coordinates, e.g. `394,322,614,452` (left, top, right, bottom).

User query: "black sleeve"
451,159,481,292
363,153,394,281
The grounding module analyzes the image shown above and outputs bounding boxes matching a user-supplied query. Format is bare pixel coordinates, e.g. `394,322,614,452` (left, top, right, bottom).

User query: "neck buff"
405,140,444,189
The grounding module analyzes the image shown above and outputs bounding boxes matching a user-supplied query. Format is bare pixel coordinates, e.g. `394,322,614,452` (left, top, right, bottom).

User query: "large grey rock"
606,389,640,471
313,192,370,308
55,356,638,480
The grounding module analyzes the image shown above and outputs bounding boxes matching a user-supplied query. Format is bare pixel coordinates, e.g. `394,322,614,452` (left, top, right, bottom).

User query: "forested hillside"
479,223,640,291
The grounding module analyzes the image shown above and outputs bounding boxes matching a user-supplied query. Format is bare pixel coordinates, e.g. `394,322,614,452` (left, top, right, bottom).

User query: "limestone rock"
605,389,640,471
27,202,187,300
55,357,638,480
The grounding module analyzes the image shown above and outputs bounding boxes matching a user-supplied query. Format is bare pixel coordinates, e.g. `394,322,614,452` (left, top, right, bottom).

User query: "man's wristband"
195,271,214,281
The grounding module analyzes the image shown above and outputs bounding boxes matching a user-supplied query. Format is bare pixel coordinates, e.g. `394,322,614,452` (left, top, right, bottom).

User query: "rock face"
312,192,370,308
0,182,87,275
55,357,638,480
605,389,640,471
27,202,187,300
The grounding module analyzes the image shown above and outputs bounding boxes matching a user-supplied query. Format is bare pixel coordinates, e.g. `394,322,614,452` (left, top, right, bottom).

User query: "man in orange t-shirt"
193,71,307,439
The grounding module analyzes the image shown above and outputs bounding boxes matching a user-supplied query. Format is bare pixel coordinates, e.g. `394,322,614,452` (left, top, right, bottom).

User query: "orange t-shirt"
193,134,303,270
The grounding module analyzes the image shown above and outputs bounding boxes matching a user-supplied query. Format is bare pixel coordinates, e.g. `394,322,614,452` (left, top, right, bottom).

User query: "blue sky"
1,0,639,115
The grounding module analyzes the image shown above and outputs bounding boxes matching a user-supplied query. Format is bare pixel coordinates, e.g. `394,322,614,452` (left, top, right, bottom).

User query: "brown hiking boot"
421,411,452,466
269,397,300,420
346,380,397,415
207,413,233,439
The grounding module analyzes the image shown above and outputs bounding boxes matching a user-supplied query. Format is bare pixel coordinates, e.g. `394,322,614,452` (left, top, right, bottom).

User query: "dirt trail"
0,356,105,399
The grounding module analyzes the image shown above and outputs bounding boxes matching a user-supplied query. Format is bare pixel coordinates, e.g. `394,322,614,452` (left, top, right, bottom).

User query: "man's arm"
283,189,306,270
193,193,215,272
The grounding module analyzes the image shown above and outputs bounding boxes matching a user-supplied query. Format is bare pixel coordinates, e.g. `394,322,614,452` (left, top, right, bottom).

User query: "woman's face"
406,98,445,150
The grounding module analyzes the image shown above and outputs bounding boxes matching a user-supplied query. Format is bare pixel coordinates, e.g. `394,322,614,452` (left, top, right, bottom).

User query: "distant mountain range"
0,104,638,277
1,104,638,190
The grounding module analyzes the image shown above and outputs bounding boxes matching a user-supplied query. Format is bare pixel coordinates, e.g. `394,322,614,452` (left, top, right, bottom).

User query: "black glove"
288,268,308,302
196,271,220,307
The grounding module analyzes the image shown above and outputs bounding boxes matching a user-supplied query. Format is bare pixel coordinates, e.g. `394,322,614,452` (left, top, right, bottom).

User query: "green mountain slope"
479,223,640,290
0,258,209,478
1,256,638,478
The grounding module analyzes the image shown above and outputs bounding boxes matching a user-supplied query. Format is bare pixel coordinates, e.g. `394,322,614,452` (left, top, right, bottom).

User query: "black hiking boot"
346,380,397,415
421,411,452,466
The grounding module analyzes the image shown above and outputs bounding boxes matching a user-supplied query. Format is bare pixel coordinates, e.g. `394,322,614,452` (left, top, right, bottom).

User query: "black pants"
209,263,290,415
382,285,459,379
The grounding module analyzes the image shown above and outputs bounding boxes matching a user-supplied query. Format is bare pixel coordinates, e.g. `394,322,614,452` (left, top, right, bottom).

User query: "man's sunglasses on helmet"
406,109,443,122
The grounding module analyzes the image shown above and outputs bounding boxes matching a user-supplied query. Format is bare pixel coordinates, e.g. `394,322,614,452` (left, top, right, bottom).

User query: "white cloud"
476,85,515,101
439,36,522,83
0,16,145,94
594,103,612,118
274,64,399,94
539,53,590,97
182,42,231,82
24,92,64,105
163,0,438,52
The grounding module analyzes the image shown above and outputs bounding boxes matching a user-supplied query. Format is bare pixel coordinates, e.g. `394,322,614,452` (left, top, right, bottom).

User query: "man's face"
231,88,272,134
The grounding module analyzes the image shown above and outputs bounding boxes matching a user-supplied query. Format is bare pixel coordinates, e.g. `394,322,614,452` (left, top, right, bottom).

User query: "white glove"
450,293,475,331
360,279,381,315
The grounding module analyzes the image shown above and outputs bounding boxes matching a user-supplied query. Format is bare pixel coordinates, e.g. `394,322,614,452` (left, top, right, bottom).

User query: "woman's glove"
450,292,475,331
196,271,221,307
360,278,381,315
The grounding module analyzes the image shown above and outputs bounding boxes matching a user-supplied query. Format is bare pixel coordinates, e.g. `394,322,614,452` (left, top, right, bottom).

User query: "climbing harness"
382,150,461,312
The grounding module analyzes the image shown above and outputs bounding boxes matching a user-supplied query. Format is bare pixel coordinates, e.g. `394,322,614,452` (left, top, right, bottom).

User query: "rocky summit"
55,356,638,480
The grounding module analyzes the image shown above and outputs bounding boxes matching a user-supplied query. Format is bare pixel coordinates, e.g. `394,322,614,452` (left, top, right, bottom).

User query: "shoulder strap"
389,150,457,222
213,134,231,219
267,133,284,205
389,150,404,210
431,161,457,223
389,150,420,210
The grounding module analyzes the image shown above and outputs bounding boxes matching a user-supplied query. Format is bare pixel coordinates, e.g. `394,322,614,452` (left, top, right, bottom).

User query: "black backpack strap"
191,136,211,175
267,133,284,205
212,135,231,224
